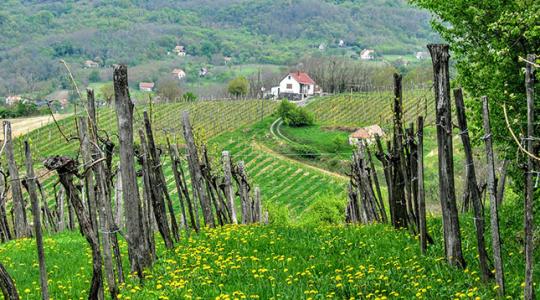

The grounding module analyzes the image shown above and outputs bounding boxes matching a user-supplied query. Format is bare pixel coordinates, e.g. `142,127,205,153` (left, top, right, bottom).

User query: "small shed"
349,125,385,145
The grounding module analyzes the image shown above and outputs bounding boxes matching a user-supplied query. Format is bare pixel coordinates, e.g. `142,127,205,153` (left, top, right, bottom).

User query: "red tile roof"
290,72,315,85
139,82,155,89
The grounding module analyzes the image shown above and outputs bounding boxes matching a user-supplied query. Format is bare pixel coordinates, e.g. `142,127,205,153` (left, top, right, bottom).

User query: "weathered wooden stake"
482,96,505,296
182,111,215,227
523,53,536,300
24,141,49,300
454,88,491,282
222,151,238,224
3,121,29,238
113,64,151,276
428,43,466,268
0,262,19,300
416,116,428,254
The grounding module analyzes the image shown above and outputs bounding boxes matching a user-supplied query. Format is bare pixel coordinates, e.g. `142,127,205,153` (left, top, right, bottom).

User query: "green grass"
1,195,537,299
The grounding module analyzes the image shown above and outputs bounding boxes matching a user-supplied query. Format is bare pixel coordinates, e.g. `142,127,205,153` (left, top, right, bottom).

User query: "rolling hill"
0,0,438,96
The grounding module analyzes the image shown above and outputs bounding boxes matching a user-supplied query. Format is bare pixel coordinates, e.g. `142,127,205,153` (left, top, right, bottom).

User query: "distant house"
270,71,319,100
349,125,385,145
139,82,155,92
360,49,375,60
338,39,345,47
173,45,186,56
45,90,70,109
199,68,208,77
415,51,429,60
5,95,22,106
171,68,186,80
318,43,326,51
84,60,99,68
224,56,232,64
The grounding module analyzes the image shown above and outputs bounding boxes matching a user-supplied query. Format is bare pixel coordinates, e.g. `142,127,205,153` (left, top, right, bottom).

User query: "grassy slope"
1,198,537,299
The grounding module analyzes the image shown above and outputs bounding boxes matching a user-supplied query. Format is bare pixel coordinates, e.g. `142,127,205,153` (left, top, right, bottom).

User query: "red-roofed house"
139,82,155,92
277,71,318,99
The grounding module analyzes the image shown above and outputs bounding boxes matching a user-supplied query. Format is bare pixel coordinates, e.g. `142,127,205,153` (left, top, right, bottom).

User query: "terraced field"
13,99,277,162
306,89,434,128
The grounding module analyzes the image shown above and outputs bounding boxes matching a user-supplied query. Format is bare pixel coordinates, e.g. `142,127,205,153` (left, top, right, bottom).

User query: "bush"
265,202,291,225
300,194,347,226
227,76,249,97
291,144,319,160
182,92,198,102
278,100,314,127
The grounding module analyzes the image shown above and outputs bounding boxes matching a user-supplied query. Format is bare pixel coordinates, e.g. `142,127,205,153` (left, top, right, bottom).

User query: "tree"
157,79,182,102
182,92,197,102
410,0,540,182
277,100,314,127
227,76,249,98
99,83,114,106
88,70,101,83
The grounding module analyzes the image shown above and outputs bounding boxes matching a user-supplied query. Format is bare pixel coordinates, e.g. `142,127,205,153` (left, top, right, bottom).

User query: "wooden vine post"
182,111,215,227
454,88,491,282
428,44,466,268
3,121,29,238
44,156,104,300
222,151,238,224
0,262,19,300
482,96,505,296
113,64,152,276
143,112,180,242
416,116,428,254
24,141,49,300
390,73,408,228
524,53,536,300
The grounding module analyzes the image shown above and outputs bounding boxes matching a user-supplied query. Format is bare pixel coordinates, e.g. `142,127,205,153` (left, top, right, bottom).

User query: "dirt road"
2,114,70,137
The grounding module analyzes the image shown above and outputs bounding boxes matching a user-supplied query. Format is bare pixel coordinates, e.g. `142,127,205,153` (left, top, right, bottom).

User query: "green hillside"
1,199,535,299
0,0,438,96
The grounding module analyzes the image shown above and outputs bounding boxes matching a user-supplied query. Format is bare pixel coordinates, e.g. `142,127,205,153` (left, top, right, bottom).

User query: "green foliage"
265,202,291,225
411,0,540,188
290,144,320,160
157,79,182,102
88,70,101,83
182,92,198,102
0,1,437,95
277,100,314,127
0,102,42,118
300,194,347,226
227,76,249,97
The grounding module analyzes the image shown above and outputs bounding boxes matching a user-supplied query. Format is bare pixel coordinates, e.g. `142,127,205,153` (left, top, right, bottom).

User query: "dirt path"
3,114,70,137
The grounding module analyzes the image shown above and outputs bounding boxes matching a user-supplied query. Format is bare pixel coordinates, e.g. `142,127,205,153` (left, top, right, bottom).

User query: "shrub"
227,76,249,97
265,202,291,225
182,92,198,102
278,100,314,127
291,144,319,160
301,194,347,226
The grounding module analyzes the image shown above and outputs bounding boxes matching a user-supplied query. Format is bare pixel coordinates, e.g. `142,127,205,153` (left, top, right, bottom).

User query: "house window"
286,84,292,89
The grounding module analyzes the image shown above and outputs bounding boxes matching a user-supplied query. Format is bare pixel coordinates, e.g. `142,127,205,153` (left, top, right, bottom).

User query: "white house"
5,95,22,106
318,43,326,51
171,68,186,80
139,82,155,92
339,39,345,47
415,51,429,60
271,72,318,99
360,49,375,60
173,45,186,56
84,60,99,68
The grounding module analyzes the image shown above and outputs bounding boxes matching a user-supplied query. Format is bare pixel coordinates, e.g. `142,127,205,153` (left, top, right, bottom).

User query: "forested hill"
0,0,437,95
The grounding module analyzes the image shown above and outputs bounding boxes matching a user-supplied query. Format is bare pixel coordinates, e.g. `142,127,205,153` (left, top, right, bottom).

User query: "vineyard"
306,88,434,128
